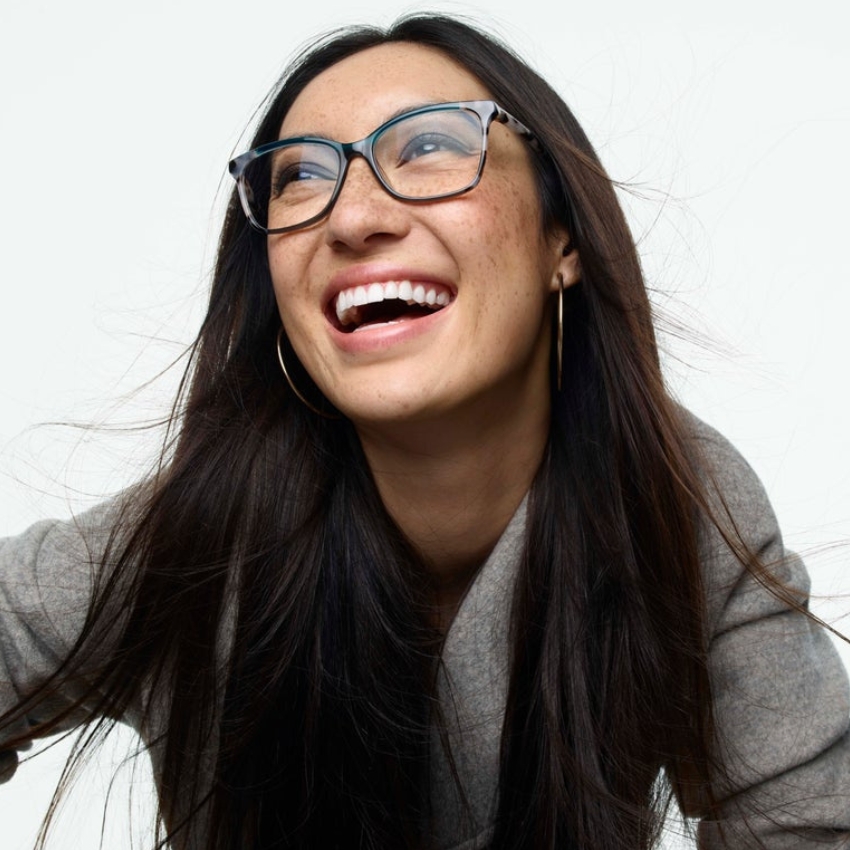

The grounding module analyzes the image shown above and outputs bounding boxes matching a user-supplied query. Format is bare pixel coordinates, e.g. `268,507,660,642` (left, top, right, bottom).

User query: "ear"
549,236,581,293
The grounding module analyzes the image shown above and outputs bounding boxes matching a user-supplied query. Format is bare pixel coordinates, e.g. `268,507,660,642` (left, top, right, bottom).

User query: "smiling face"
268,43,579,433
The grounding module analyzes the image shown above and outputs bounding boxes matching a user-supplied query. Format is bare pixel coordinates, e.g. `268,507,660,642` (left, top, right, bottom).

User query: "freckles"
268,236,318,303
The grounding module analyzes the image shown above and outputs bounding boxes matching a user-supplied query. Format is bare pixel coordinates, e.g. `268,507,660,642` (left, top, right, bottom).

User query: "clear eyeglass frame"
228,99,539,235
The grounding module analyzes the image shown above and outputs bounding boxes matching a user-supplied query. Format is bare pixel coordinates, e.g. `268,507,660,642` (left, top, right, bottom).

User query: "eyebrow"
385,100,444,121
279,100,453,142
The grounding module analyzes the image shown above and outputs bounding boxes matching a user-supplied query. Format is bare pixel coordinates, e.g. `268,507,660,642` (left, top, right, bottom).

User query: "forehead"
279,43,492,140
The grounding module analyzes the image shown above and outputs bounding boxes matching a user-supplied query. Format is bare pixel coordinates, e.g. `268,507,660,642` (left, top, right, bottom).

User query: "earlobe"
550,242,581,292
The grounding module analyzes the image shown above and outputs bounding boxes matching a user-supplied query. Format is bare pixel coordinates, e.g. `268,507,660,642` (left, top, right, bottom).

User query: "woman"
1,13,848,850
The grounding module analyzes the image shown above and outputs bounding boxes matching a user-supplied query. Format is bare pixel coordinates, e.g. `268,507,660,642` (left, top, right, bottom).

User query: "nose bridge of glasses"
336,136,392,197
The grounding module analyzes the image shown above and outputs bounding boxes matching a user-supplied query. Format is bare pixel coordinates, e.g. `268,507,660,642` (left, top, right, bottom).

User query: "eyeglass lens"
242,107,486,232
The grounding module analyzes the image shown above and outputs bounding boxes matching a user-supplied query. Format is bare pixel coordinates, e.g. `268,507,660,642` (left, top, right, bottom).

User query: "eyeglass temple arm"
494,106,542,152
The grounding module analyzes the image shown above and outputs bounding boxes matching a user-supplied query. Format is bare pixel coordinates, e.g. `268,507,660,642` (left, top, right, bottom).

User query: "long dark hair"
4,13,749,850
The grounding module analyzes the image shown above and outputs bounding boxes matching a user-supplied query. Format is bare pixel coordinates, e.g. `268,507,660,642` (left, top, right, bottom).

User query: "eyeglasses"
229,99,538,234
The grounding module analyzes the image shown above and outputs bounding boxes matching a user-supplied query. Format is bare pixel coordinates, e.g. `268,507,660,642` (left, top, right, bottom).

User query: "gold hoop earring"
276,327,339,419
556,273,564,392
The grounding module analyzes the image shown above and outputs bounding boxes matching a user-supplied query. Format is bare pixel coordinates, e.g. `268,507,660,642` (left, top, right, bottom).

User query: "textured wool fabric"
428,415,850,848
1,416,849,848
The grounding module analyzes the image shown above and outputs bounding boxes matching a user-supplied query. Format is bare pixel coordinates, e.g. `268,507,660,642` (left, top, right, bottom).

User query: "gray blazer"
1,414,849,848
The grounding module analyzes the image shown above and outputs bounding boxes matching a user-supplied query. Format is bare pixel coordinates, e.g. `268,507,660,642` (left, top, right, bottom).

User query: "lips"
333,280,453,332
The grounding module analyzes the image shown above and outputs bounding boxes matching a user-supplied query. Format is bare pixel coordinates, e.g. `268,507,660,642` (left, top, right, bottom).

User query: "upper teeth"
335,280,451,326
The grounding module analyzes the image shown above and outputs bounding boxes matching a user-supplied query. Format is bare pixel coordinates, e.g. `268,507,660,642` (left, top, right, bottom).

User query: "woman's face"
268,43,579,429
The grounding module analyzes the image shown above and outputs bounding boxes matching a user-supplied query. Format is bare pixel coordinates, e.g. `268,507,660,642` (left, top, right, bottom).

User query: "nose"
323,154,410,251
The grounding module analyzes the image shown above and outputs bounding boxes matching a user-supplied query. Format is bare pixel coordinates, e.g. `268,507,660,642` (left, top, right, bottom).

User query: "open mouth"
333,280,453,333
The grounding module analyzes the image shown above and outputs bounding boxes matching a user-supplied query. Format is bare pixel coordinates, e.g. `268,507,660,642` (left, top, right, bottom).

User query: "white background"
1,0,848,847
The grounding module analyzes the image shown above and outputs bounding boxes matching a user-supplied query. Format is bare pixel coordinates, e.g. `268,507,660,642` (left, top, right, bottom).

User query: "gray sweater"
1,416,849,848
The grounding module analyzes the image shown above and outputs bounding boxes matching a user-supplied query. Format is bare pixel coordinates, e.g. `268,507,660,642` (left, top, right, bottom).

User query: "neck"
355,389,549,615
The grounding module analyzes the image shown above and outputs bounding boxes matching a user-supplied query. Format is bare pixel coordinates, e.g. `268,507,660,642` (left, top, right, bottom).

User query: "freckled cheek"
267,248,314,322
267,248,288,298
473,178,545,284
